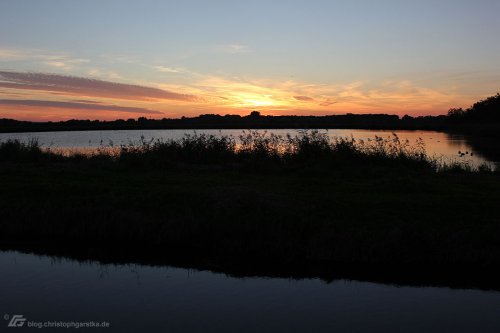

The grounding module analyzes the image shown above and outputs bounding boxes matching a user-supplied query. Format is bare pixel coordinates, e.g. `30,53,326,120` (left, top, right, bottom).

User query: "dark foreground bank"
1,132,500,289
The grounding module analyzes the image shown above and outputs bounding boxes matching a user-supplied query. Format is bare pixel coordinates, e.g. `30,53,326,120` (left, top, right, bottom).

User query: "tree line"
1,94,498,133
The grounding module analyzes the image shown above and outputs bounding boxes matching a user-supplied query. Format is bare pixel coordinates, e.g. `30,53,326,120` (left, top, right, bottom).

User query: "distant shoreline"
1,113,500,134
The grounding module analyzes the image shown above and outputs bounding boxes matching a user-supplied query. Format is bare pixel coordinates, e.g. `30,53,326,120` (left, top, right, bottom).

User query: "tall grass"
0,138,45,162
0,131,494,172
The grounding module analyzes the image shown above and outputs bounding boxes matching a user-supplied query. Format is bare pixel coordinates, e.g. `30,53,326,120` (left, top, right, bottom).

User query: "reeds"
0,131,494,172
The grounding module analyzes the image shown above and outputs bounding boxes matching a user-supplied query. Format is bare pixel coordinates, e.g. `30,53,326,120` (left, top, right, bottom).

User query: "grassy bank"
1,132,500,288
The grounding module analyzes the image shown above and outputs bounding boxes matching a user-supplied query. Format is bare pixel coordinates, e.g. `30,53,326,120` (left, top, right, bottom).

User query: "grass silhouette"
1,130,490,171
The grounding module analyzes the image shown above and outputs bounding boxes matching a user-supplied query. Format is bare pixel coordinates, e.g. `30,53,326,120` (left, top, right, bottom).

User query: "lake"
1,251,499,332
0,129,496,167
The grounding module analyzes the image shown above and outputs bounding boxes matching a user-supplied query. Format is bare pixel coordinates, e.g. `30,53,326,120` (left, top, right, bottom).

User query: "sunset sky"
1,0,500,121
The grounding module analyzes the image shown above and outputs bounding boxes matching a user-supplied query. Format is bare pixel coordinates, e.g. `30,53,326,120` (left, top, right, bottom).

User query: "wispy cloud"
0,99,163,115
0,48,32,61
320,98,337,107
0,47,89,71
0,71,198,102
188,74,471,116
294,95,337,107
215,43,251,54
99,53,139,64
154,66,186,74
42,57,89,71
294,95,315,102
87,68,123,80
70,99,104,104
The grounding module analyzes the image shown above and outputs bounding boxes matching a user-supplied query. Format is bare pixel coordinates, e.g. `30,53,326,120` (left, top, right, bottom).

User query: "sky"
1,0,500,121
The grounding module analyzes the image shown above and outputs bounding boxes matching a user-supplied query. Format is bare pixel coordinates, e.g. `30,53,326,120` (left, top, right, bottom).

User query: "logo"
8,315,26,327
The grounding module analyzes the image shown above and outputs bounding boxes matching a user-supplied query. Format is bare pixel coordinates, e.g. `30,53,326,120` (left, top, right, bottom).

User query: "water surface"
1,251,499,332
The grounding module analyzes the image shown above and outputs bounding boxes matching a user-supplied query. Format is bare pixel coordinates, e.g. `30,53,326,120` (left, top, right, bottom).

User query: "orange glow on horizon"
0,71,488,121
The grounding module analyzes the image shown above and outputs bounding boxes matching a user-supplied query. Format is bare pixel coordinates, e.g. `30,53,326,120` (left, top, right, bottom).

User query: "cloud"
0,99,163,115
99,53,139,64
294,95,315,102
191,74,468,115
42,57,89,71
43,61,69,68
215,44,251,54
0,71,198,102
87,68,123,80
70,99,104,104
0,48,31,61
154,66,185,74
0,47,89,70
320,99,337,107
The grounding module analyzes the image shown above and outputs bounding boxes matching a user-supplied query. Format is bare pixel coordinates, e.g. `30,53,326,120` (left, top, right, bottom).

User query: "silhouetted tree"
466,93,500,122
447,108,465,121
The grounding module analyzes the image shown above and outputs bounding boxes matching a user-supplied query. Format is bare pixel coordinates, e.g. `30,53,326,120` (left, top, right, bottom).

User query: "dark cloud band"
0,71,197,102
0,99,163,115
294,95,315,102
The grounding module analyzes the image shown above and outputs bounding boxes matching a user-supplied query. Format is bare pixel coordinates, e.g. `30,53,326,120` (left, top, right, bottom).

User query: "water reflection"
1,251,500,333
459,133,500,164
